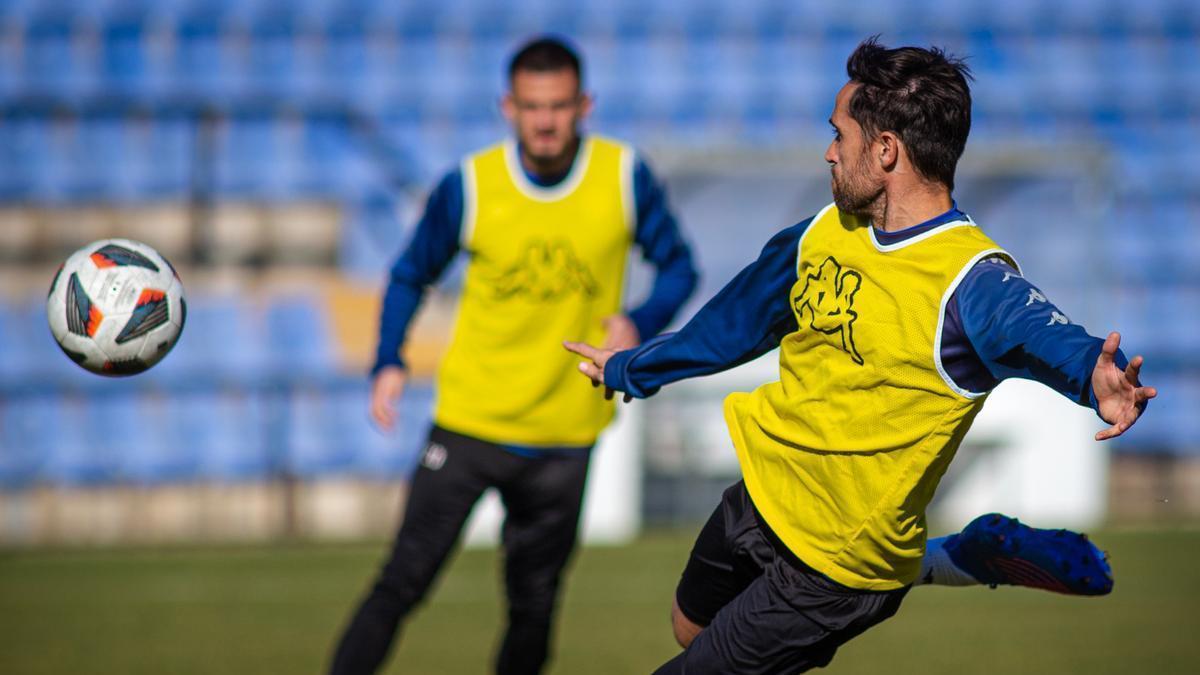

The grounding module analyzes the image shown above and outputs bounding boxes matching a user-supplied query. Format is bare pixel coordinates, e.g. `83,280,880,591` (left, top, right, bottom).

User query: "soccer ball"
46,239,186,376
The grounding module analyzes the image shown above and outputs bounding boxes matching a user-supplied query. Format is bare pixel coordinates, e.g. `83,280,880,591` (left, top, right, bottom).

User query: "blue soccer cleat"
943,513,1114,596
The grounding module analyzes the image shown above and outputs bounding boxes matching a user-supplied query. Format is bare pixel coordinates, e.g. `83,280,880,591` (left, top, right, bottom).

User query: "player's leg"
493,450,591,675
656,482,909,675
670,481,776,649
915,513,1113,595
328,427,497,675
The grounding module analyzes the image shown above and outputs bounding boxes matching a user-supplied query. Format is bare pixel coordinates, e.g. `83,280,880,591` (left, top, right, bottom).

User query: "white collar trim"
868,216,977,252
503,137,592,202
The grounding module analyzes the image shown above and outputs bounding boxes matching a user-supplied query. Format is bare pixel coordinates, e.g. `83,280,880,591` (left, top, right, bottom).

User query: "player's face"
503,68,592,167
824,83,884,216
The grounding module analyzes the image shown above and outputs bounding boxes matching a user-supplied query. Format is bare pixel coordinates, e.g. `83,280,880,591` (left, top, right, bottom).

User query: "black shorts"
664,481,909,675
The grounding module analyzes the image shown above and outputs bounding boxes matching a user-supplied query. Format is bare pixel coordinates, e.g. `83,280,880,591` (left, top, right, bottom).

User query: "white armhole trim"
933,247,1018,399
795,202,837,275
460,157,478,249
620,146,636,238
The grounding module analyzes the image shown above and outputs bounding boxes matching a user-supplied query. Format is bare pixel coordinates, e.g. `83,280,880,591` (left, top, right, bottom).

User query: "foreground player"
327,38,698,675
567,38,1154,673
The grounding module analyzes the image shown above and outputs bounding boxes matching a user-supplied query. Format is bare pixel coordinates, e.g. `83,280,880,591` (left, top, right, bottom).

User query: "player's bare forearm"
369,365,408,431
1091,332,1158,441
602,314,641,351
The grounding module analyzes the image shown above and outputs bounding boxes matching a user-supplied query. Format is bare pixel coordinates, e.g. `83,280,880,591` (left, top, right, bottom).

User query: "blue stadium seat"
138,116,194,198
1030,40,1106,121
0,396,54,488
351,384,434,477
170,5,240,100
245,4,314,102
170,390,273,481
0,301,32,384
283,384,431,479
284,388,358,476
393,2,443,40
317,15,389,111
0,298,80,383
295,114,349,197
1117,373,1200,452
152,295,268,381
98,7,157,99
5,117,56,202
110,392,199,484
20,7,90,99
0,119,29,200
213,115,277,197
750,40,837,126
39,394,121,485
77,117,139,202
1154,203,1200,283
1105,41,1172,122
264,294,338,376
328,389,388,473
339,191,408,278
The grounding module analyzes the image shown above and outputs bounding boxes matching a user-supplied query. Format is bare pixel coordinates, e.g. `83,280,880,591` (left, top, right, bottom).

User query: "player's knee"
671,598,703,648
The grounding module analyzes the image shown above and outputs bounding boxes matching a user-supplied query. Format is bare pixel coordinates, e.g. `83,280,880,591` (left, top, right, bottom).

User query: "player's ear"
500,92,517,123
577,90,594,121
876,131,900,172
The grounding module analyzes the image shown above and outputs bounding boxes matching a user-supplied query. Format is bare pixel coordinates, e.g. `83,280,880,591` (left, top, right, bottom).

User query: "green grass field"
2,528,1198,674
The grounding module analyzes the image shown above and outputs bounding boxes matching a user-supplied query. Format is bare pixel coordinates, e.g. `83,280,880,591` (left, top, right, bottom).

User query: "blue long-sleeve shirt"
373,147,699,375
605,206,1127,416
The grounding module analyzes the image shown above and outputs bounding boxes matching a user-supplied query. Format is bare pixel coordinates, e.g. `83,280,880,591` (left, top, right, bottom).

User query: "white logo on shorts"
422,442,448,471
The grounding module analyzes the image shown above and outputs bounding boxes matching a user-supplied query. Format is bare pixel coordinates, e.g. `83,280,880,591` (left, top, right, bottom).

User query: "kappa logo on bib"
794,255,865,365
492,238,598,302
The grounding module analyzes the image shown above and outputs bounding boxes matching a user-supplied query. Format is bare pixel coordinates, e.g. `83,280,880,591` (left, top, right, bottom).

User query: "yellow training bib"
434,136,635,446
726,203,1016,590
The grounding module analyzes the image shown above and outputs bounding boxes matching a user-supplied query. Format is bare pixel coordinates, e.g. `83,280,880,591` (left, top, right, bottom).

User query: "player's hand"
1091,332,1157,441
602,314,641,351
369,365,408,431
563,340,632,402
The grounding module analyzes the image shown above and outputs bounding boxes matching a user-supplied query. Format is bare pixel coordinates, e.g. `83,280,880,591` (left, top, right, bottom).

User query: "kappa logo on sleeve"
795,256,865,365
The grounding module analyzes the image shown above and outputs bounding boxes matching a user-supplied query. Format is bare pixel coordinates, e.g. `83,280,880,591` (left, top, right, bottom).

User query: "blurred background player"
327,37,699,675
567,37,1155,673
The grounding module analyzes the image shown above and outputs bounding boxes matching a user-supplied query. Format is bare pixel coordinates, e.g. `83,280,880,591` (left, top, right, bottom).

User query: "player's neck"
872,184,954,233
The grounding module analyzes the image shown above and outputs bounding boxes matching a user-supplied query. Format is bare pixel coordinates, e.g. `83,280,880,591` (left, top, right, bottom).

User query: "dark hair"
845,37,973,190
508,36,583,86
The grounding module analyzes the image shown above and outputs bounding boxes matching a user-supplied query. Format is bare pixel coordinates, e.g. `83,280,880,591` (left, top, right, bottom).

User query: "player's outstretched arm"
1091,332,1157,441
601,314,641,351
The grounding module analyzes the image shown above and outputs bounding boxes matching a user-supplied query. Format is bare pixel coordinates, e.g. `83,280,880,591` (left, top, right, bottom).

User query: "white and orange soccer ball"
46,239,186,376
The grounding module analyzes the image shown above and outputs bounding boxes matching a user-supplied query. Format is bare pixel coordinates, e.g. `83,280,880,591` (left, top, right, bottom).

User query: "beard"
830,154,883,216
522,132,579,171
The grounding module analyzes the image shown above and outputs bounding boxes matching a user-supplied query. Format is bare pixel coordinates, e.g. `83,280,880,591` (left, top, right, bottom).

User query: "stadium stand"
0,0,1196,491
